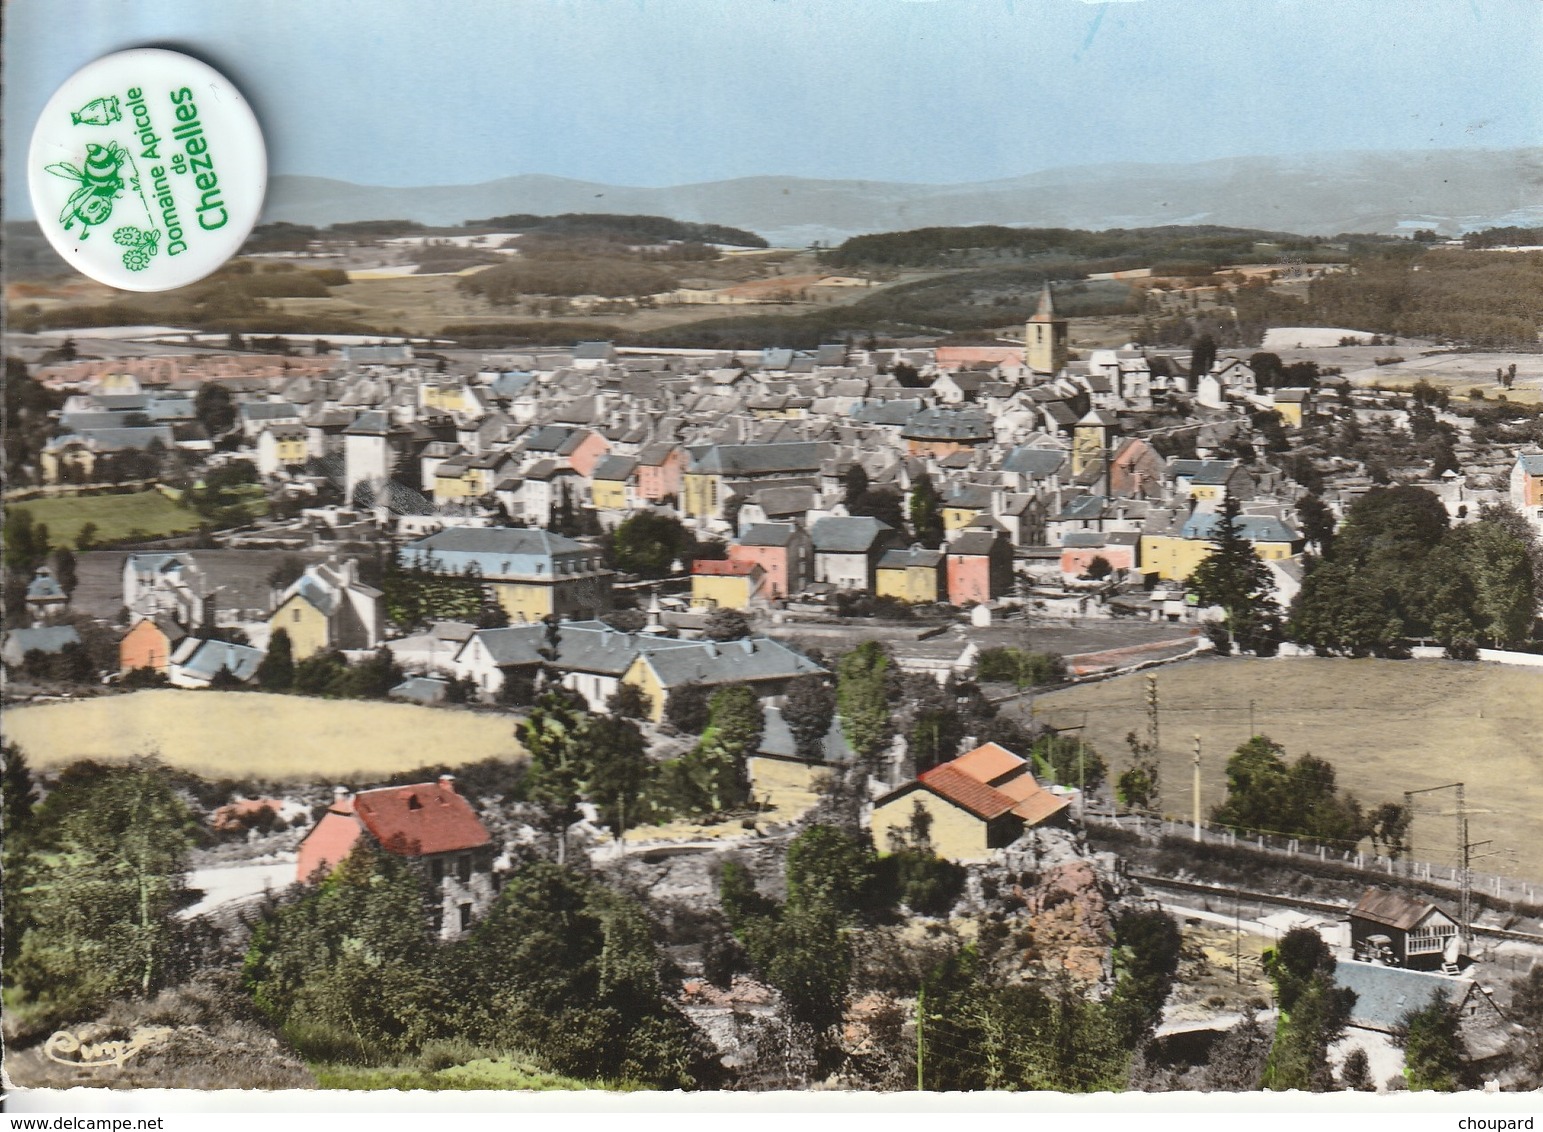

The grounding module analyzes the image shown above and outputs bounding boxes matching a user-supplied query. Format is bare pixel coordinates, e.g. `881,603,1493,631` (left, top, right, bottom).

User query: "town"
4,216,1543,1096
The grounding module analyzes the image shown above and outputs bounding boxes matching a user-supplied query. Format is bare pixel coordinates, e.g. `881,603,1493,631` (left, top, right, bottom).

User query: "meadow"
1032,655,1543,880
5,690,525,781
8,490,201,547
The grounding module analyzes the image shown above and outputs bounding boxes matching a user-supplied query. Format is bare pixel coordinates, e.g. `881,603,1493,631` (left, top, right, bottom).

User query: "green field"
7,490,202,548
1032,656,1543,879
5,690,526,781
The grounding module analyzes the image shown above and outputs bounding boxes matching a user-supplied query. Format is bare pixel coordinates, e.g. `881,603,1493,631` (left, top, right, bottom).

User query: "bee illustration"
71,96,122,126
46,142,129,239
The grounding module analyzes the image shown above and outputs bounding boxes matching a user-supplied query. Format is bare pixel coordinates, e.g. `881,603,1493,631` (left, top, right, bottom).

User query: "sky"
5,0,1541,219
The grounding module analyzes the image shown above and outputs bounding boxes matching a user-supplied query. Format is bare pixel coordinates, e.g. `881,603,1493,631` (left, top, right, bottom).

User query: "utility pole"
1145,674,1160,753
1192,734,1202,842
915,985,925,1092
1404,782,1494,957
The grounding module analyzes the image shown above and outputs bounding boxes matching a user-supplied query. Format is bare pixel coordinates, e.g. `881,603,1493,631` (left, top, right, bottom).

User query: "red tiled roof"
918,763,1019,821
296,798,361,883
1010,791,1072,826
950,742,1026,785
352,782,491,857
693,558,761,577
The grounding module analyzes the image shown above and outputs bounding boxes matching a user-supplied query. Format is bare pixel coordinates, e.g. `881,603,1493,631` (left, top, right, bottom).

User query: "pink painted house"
726,523,813,599
637,442,686,502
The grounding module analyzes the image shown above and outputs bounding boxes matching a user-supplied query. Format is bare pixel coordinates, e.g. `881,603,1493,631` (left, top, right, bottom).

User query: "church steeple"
1024,284,1069,376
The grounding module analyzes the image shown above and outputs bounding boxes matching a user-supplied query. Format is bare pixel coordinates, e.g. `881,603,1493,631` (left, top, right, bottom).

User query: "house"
1071,410,1119,477
1059,531,1139,580
869,742,1072,862
941,484,994,533
944,528,1014,606
1271,387,1313,428
1332,960,1507,1068
451,620,673,707
255,425,309,476
296,777,495,940
24,569,68,625
1170,459,1256,504
399,527,612,623
1349,888,1462,971
590,454,637,512
1139,508,1300,582
1511,452,1543,529
2,625,83,670
727,523,813,598
237,401,302,440
636,442,686,503
900,408,994,458
123,553,207,628
621,636,826,725
809,516,902,591
683,442,828,520
875,547,943,604
749,703,854,811
520,425,610,479
119,615,187,674
1107,437,1166,499
691,558,768,611
269,558,386,661
166,637,265,688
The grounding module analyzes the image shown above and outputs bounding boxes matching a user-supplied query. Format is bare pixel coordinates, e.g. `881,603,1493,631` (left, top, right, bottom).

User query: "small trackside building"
296,776,496,940
1349,888,1462,971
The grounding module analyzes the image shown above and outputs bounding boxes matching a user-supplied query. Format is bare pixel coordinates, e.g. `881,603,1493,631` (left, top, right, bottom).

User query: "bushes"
974,647,1066,688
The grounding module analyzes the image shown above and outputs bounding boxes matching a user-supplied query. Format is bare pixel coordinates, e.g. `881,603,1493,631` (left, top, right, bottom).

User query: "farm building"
870,742,1072,863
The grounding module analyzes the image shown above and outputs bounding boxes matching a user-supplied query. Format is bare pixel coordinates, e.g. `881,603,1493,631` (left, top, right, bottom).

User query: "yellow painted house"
590,455,636,511
870,743,1071,862
271,589,332,659
268,558,385,660
1139,509,1302,582
1271,388,1311,428
399,527,612,624
682,441,826,520
690,559,766,610
941,486,993,533
619,635,826,724
874,547,943,603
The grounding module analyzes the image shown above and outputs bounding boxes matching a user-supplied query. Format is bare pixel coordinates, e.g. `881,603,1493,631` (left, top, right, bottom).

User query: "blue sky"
5,0,1541,218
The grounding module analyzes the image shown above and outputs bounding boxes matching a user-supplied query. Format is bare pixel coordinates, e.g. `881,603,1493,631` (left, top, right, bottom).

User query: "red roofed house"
296,775,496,939
691,557,769,611
869,742,1072,862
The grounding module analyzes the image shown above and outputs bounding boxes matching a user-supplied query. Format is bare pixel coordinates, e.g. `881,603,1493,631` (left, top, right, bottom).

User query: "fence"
1084,811,1543,909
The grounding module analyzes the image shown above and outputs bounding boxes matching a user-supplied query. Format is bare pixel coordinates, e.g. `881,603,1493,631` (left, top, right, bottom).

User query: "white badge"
27,48,267,292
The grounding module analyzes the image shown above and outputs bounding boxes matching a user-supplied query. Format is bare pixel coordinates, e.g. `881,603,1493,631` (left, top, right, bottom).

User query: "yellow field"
1033,656,1543,878
5,690,524,780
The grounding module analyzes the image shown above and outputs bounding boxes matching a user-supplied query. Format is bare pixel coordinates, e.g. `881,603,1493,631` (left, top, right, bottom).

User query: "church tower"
1025,284,1069,376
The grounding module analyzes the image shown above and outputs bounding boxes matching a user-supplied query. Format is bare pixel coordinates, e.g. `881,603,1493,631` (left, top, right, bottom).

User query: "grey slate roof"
3,625,81,660
901,407,993,441
809,516,895,554
591,455,637,481
689,441,827,476
737,523,800,548
176,639,264,682
400,527,600,579
1333,959,1472,1033
758,704,853,764
1181,512,1298,543
877,547,943,570
1003,447,1067,477
638,635,824,689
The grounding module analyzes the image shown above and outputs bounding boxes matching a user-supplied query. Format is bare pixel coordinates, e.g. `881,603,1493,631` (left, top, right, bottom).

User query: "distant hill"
260,148,1543,246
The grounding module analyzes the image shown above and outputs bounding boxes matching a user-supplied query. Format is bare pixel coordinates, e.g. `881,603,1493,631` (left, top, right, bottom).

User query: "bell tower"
1025,284,1069,376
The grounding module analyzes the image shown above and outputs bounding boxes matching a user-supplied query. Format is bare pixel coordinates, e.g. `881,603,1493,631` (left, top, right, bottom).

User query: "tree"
1262,927,1355,1092
1188,494,1280,654
1340,1046,1375,1091
1190,333,1217,378
256,628,295,691
836,642,896,772
1030,733,1107,793
908,473,944,549
52,548,78,597
265,554,308,593
1249,351,1285,392
12,757,197,1011
782,674,836,761
605,511,692,579
1395,990,1473,1092
74,522,99,551
1295,493,1337,556
581,714,649,838
664,681,713,734
194,381,236,439
1505,966,1543,1087
907,707,964,774
704,606,750,641
606,681,651,720
842,463,870,512
519,689,590,863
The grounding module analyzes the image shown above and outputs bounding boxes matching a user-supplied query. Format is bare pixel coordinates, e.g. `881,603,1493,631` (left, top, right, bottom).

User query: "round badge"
27,48,266,292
